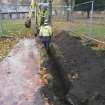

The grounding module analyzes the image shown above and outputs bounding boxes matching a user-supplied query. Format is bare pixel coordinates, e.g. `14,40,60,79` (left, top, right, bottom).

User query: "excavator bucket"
25,17,31,28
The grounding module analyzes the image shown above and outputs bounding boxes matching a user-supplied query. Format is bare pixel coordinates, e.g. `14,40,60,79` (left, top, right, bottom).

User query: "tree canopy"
74,0,105,11
75,0,105,4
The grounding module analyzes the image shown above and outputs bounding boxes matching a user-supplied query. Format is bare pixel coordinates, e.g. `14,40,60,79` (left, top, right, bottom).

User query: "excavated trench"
46,50,78,105
42,57,71,105
47,56,72,105
45,46,76,105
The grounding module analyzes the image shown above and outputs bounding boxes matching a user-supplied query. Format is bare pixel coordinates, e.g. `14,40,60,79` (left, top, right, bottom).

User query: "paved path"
0,39,44,105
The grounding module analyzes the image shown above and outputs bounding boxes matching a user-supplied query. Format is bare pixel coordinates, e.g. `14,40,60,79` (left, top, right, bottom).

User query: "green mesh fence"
52,1,105,41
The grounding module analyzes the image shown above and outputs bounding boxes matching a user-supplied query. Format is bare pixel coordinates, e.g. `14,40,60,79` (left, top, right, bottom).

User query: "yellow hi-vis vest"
39,25,52,37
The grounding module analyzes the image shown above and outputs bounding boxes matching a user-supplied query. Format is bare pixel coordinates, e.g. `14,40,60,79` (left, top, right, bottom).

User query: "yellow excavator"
25,0,52,35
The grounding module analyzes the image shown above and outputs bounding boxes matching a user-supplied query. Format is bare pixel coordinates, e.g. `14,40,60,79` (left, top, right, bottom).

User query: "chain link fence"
0,2,105,41
52,1,105,42
0,4,35,38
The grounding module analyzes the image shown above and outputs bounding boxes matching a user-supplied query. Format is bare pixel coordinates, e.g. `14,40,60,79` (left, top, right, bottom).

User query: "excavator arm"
25,0,52,35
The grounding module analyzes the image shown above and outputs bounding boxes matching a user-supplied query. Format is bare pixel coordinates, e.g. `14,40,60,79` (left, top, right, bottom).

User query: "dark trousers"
40,36,51,51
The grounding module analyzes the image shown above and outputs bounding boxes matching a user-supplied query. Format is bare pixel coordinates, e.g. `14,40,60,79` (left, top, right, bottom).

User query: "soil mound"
53,31,105,105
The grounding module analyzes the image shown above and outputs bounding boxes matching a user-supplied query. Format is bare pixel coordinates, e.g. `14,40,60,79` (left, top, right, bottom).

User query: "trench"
43,51,77,105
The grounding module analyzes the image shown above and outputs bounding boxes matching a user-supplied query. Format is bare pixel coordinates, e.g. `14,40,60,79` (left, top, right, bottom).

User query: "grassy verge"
53,21,105,41
0,19,35,38
73,22,105,40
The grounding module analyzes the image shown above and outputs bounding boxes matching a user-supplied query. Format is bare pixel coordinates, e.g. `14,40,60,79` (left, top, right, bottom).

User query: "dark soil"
41,54,70,105
53,31,105,105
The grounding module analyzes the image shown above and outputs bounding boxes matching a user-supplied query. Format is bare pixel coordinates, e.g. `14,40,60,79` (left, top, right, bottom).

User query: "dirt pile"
0,39,44,105
53,31,105,105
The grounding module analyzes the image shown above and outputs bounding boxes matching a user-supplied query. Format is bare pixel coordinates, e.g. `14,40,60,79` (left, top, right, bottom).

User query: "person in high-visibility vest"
39,20,52,52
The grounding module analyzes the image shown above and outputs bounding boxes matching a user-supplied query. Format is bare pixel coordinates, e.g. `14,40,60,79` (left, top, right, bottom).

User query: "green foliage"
75,0,105,4
75,0,105,11
74,2,91,11
95,0,105,4
0,19,35,37
75,0,91,4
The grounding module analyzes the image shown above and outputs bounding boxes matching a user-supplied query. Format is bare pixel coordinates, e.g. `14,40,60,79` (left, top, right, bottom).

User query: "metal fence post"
88,1,94,39
0,13,3,33
34,7,38,35
48,0,52,24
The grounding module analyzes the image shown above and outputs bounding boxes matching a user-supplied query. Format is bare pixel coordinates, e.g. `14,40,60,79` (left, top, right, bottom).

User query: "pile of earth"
53,31,105,105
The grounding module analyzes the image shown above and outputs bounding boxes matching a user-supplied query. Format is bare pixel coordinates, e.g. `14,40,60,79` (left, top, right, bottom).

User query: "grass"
53,19,105,41
0,17,105,41
73,21,105,41
0,19,35,37
0,19,36,62
1,18,105,41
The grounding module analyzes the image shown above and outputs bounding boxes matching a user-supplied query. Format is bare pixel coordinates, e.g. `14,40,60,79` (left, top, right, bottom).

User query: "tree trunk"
87,10,90,18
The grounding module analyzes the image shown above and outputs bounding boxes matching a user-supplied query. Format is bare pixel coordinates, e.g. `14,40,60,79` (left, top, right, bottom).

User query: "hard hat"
44,20,48,25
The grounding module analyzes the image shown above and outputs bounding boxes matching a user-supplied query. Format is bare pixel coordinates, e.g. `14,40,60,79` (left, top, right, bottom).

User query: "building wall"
0,0,31,5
